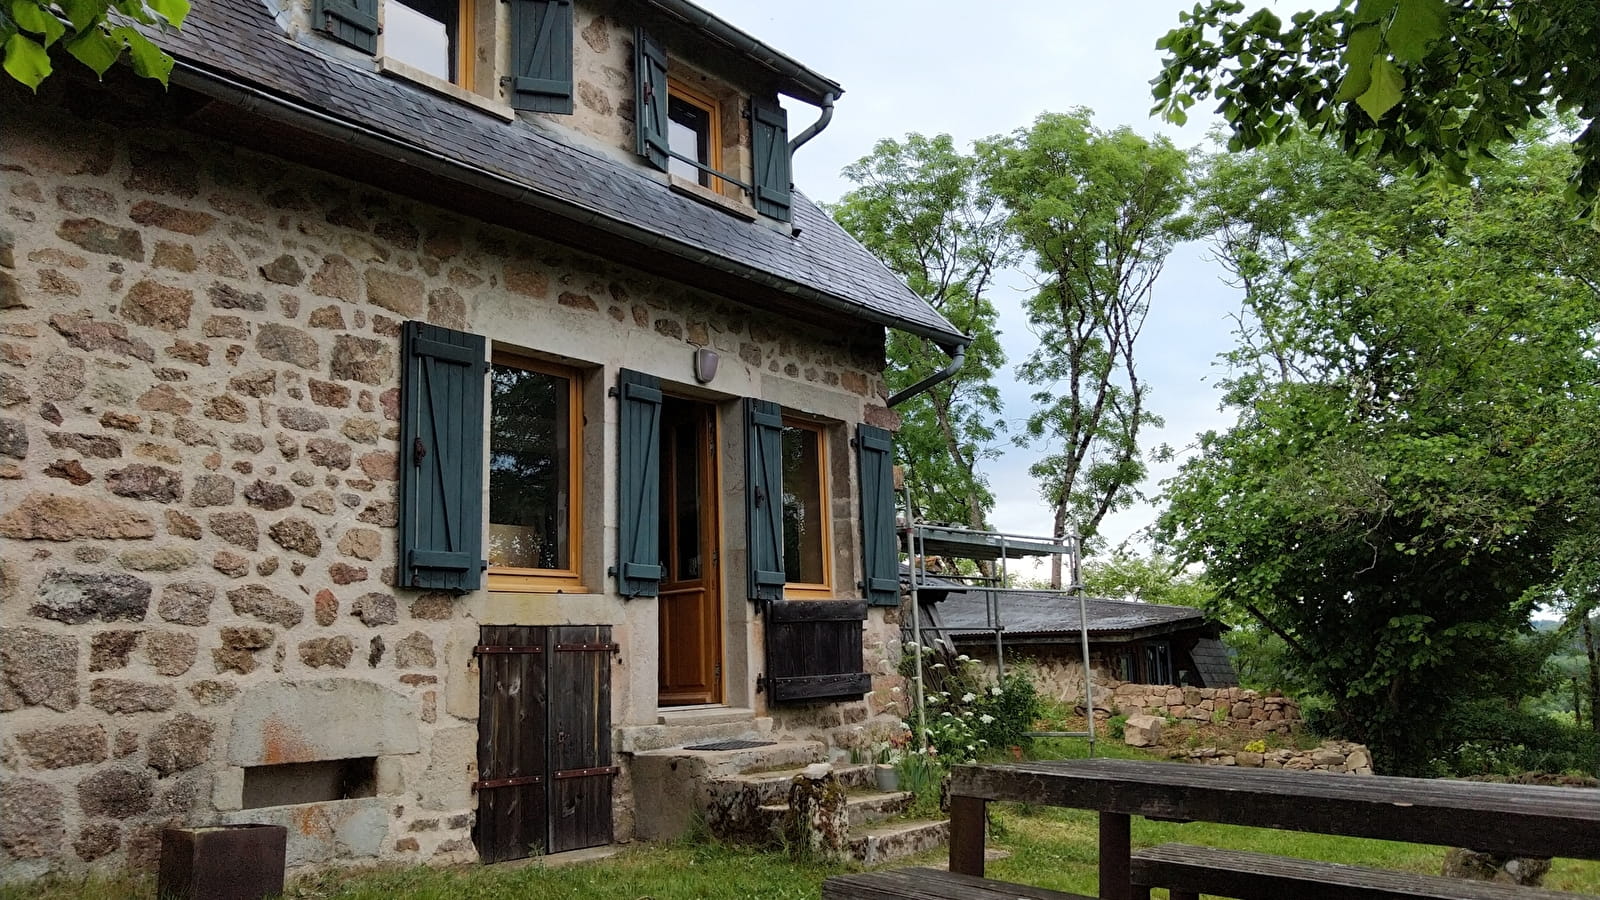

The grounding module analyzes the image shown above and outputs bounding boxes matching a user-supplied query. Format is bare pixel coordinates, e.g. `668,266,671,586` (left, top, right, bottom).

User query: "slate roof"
1189,637,1239,688
925,586,1214,640
146,0,966,346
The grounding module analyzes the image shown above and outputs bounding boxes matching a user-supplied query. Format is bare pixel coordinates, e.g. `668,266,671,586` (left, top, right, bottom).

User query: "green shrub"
1108,714,1128,740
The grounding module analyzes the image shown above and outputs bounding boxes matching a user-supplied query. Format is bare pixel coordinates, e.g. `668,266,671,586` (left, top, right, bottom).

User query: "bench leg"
948,794,987,877
1169,893,1199,900
1098,812,1131,900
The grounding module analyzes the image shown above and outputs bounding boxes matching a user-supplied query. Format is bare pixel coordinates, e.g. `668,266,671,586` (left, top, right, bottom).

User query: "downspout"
789,91,835,155
888,342,967,408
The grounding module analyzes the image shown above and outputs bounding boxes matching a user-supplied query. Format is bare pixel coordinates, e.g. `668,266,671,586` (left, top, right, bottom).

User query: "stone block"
34,570,152,623
227,678,419,766
1122,714,1163,748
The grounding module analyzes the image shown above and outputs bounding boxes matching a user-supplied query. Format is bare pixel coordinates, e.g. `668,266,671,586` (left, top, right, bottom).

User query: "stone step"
848,817,951,867
656,705,758,727
756,789,914,831
714,762,874,807
617,715,774,753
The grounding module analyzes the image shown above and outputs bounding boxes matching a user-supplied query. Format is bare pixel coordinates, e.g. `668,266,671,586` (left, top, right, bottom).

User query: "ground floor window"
488,352,585,591
781,417,832,597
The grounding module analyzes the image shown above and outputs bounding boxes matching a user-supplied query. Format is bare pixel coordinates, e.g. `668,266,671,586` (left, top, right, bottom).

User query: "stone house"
918,582,1239,705
0,0,968,877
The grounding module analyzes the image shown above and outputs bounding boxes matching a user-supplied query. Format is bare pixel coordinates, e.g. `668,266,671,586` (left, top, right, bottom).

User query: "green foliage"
1431,700,1600,777
1151,0,1600,215
1080,550,1213,606
2,0,187,89
982,110,1193,557
1106,713,1128,740
831,134,1011,529
900,646,1043,764
1160,128,1600,774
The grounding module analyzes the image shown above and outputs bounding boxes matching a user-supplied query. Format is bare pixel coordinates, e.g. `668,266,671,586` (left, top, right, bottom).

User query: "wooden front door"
657,397,723,706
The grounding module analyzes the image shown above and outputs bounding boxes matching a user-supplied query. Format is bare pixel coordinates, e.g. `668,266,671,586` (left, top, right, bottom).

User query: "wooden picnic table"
948,758,1600,900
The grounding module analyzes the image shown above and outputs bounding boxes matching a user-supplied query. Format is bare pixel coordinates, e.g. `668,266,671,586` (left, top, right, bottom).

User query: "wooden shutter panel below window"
763,600,871,703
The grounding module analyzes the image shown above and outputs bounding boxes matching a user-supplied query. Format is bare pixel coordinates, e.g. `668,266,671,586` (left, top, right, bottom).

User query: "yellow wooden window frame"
781,417,834,599
667,78,733,197
486,351,588,593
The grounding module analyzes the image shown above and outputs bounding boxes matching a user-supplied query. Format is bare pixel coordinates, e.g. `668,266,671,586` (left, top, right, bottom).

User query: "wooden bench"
1129,844,1595,900
822,866,1095,900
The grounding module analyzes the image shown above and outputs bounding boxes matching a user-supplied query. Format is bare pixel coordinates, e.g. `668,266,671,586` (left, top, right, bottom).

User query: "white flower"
956,654,971,662
931,663,946,669
890,686,902,693
990,686,1003,697
961,692,976,703
979,714,995,724
941,711,953,718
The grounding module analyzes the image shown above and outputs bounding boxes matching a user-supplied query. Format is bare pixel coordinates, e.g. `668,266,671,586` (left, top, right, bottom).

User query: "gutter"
168,61,968,348
887,343,966,407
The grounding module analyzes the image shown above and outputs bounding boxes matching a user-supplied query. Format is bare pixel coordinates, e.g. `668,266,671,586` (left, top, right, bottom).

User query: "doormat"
682,739,777,751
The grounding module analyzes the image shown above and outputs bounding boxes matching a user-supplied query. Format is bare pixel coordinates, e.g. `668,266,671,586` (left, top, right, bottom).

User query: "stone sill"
378,57,515,122
670,176,758,222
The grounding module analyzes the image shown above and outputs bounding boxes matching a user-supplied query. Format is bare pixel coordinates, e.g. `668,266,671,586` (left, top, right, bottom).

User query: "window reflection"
781,424,825,585
489,362,572,572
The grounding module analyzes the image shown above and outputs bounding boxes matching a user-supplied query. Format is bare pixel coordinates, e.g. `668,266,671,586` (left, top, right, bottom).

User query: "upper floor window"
385,0,471,84
667,85,719,189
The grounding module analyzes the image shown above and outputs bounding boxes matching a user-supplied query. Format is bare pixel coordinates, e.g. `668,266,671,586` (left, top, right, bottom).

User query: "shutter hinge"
755,673,765,694
607,386,619,398
850,437,859,449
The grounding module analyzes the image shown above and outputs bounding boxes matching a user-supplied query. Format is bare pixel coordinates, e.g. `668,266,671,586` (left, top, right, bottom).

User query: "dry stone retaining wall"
1173,740,1374,774
1,83,893,879
1108,683,1301,735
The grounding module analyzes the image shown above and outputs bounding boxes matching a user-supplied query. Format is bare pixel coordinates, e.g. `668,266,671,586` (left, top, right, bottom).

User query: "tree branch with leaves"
3,0,187,89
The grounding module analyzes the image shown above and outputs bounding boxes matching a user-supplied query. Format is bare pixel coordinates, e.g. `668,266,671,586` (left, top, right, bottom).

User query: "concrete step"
848,817,951,866
755,789,914,832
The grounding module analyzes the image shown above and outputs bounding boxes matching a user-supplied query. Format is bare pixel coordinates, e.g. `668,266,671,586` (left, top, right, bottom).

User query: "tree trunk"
1583,615,1599,734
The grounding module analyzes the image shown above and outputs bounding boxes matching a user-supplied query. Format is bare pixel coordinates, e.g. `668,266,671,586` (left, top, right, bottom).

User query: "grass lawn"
7,738,1597,899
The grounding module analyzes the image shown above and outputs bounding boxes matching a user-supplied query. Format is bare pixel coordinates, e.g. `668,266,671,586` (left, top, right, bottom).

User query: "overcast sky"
697,0,1250,557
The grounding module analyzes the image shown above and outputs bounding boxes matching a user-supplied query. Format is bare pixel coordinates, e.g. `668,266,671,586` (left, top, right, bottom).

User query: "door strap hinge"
472,774,544,791
554,642,620,652
554,766,620,780
474,644,544,654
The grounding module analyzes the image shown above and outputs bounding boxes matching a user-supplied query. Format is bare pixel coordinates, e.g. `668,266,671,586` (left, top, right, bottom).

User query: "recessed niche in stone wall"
242,757,377,808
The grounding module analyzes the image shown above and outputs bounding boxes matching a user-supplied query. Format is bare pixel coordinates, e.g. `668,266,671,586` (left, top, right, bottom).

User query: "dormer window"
385,0,468,84
666,83,720,191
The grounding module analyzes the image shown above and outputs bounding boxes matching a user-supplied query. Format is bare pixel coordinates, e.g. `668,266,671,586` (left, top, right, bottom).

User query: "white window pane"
386,2,450,81
668,118,701,181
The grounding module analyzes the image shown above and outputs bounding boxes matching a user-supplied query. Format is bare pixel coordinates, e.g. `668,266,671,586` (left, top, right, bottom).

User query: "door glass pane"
489,363,571,570
781,425,825,584
673,421,701,579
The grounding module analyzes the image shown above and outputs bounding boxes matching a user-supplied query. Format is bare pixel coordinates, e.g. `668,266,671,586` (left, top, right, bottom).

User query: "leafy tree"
1152,0,1600,214
3,0,186,89
1080,550,1214,609
983,110,1191,583
832,134,1012,531
1159,130,1600,773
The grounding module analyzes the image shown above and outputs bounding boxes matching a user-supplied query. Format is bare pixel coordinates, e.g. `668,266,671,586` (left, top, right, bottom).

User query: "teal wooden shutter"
314,0,378,54
856,424,898,607
510,0,574,113
751,97,792,221
617,370,662,598
634,28,669,171
745,399,786,602
398,321,487,592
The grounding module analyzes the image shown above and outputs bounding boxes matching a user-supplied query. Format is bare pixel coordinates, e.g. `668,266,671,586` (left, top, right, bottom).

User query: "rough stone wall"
1109,683,1301,735
1,81,891,879
1171,740,1372,774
